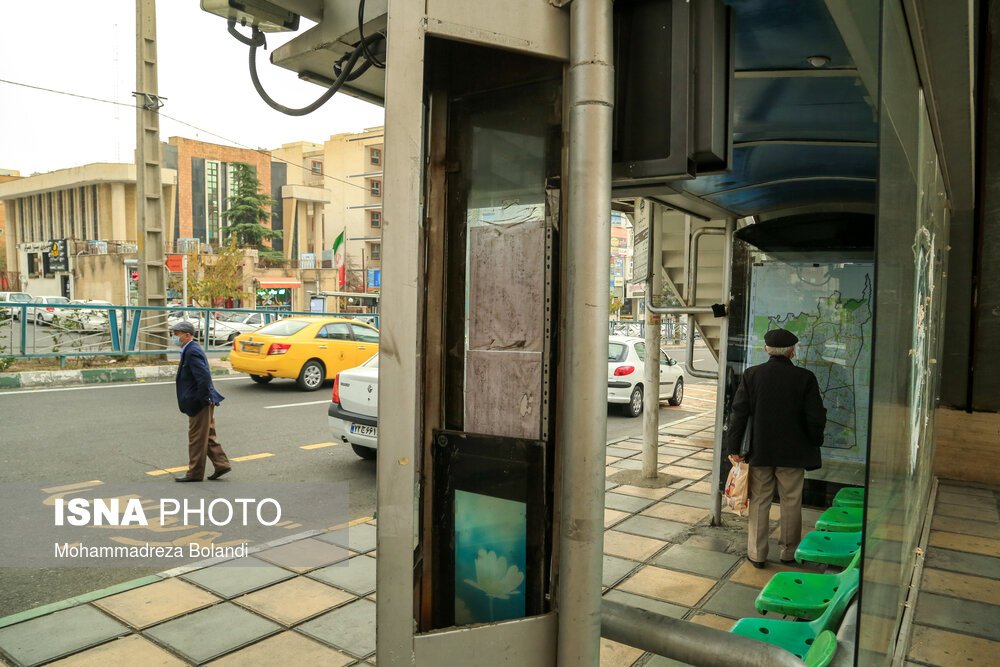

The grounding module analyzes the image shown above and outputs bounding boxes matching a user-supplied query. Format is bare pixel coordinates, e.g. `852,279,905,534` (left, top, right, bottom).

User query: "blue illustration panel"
454,490,527,625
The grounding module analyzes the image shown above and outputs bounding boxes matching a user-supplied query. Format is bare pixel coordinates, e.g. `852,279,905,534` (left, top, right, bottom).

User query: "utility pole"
134,0,166,323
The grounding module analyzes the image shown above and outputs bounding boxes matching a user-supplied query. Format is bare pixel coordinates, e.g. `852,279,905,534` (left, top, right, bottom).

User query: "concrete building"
0,168,21,283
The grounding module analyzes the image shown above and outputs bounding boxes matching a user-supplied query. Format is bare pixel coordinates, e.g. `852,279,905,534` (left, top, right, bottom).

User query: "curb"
0,366,240,390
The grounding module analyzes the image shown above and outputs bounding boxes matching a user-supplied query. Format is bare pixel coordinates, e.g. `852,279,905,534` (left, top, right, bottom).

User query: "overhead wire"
0,77,377,193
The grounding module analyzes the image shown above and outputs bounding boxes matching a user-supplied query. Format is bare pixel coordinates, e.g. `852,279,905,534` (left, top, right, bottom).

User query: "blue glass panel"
726,0,854,70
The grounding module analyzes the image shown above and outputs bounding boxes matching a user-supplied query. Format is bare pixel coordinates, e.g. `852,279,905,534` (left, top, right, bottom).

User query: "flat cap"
764,328,798,347
170,321,196,334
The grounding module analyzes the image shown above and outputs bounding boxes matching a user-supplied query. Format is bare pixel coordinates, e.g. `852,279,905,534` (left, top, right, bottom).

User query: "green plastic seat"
832,487,864,508
795,530,862,567
815,506,863,532
755,551,862,620
730,569,859,661
802,630,838,667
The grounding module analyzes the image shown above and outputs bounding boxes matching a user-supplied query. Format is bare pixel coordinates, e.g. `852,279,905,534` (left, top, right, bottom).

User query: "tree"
179,238,251,307
222,162,284,265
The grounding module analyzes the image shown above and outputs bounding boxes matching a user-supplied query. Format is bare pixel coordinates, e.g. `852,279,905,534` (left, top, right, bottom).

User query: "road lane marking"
42,480,104,493
146,452,274,475
264,400,330,410
301,442,338,450
326,515,375,531
0,375,247,396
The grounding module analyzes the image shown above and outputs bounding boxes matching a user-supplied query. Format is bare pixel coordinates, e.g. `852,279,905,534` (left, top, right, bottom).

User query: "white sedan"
607,336,684,417
328,354,379,459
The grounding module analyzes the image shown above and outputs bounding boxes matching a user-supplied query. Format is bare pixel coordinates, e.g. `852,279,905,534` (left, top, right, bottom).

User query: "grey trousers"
747,466,804,562
187,404,230,480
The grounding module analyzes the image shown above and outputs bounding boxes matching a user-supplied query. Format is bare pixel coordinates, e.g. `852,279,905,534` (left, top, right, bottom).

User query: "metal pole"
182,254,188,307
710,218,735,525
601,600,808,667
683,227,726,379
556,0,613,663
642,200,661,479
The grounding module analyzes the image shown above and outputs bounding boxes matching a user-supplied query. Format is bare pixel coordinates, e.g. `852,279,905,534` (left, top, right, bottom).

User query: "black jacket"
175,340,225,418
724,355,826,470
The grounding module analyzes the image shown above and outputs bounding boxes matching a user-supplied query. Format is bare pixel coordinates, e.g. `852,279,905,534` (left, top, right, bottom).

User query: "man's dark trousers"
187,403,229,480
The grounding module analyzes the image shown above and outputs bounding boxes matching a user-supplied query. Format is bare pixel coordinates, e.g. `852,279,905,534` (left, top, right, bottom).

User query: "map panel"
747,262,873,463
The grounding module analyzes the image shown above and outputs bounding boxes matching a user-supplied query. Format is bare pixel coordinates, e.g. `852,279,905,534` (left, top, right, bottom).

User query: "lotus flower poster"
454,490,527,624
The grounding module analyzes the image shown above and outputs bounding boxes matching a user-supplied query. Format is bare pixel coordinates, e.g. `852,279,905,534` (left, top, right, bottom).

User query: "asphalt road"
0,343,718,617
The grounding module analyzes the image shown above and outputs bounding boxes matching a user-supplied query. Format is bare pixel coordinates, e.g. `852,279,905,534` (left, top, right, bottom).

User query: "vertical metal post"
556,0,614,664
642,201,662,478
182,254,188,307
709,217,735,525
135,0,166,313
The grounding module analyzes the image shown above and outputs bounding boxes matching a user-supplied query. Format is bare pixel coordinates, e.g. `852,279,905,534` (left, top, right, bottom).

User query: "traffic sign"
165,255,184,272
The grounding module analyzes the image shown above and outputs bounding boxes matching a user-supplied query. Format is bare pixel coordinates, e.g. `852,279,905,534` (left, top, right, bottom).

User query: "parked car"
607,335,684,417
329,354,379,459
205,311,269,343
27,296,71,325
0,291,32,320
57,300,115,332
230,316,379,391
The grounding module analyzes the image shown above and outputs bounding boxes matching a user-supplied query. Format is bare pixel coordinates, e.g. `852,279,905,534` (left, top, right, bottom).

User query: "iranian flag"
333,230,346,287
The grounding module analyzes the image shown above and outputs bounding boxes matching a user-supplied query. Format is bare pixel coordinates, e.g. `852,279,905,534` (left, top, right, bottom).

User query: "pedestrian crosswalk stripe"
145,452,274,475
301,442,338,450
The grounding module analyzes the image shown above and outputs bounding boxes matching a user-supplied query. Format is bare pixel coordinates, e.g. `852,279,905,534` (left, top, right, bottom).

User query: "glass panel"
351,324,379,343
608,343,627,362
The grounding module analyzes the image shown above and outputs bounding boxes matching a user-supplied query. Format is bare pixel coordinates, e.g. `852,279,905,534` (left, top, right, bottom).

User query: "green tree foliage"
183,239,251,306
222,162,284,265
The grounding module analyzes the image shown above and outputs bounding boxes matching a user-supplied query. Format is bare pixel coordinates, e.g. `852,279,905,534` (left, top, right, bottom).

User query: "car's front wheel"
668,378,684,406
296,360,325,391
623,385,643,417
249,374,273,385
351,443,377,460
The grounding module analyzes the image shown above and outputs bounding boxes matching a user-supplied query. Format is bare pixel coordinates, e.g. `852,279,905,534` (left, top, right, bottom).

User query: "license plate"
241,342,262,353
350,424,377,437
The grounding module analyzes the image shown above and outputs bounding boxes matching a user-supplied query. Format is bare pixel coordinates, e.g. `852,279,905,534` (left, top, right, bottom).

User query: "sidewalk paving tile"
316,522,378,554
47,634,186,666
661,490,712,508
606,446,636,458
603,531,667,561
680,533,740,554
919,568,1000,601
602,590,687,619
673,458,713,471
253,537,350,573
599,638,644,666
690,451,714,461
641,503,710,525
297,598,376,659
906,624,1000,666
610,459,644,471
606,456,621,466
208,631,354,666
143,603,281,664
614,515,688,541
658,466,708,481
700,582,767,620
605,509,629,528
928,532,1000,558
935,501,1000,522
617,565,715,606
913,592,1000,641
685,481,713,494
0,605,129,667
924,546,1000,579
652,545,739,578
309,555,377,596
605,493,655,513
689,612,736,631
612,485,675,501
180,557,296,598
656,455,682,465
233,577,355,626
729,559,804,588
603,556,640,587
93,578,220,629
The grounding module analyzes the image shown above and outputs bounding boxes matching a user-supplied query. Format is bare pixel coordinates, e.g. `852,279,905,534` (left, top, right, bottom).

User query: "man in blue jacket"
725,328,826,568
170,321,231,482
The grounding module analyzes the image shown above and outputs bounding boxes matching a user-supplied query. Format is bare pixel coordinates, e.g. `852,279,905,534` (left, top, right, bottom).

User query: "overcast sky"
0,1,385,176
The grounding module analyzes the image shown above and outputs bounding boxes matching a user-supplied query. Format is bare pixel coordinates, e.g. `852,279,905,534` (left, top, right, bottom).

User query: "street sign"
632,200,651,284
165,255,184,272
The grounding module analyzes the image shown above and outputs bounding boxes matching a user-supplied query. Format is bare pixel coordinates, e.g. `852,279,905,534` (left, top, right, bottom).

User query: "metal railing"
609,319,690,342
0,302,379,361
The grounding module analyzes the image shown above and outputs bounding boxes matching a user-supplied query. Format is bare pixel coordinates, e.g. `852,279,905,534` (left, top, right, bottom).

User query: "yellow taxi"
230,316,379,391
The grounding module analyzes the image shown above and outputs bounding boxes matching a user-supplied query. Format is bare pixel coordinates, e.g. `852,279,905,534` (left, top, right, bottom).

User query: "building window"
206,160,221,244
370,210,381,228
370,148,381,166
311,160,323,175
370,180,381,197
371,242,381,260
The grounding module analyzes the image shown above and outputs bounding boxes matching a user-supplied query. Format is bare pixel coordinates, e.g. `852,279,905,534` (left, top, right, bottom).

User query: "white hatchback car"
607,336,684,417
328,354,379,459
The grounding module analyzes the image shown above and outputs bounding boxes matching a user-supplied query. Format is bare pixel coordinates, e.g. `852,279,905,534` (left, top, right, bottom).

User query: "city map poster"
747,262,873,463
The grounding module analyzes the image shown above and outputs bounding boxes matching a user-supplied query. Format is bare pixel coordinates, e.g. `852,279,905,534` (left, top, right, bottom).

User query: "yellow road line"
301,442,338,450
325,515,375,532
42,480,104,493
146,452,274,476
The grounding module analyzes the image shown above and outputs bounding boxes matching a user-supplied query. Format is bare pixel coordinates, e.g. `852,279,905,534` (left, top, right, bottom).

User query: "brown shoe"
208,467,231,480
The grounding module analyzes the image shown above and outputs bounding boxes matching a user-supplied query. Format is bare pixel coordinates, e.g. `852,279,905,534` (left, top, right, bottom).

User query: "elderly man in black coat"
725,328,827,568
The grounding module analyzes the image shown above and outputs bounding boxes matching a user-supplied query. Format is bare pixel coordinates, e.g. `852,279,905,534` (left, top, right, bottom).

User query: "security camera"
201,0,301,32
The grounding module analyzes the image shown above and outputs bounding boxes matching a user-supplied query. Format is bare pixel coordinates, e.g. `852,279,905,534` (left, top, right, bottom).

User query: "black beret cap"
764,328,798,347
170,321,196,334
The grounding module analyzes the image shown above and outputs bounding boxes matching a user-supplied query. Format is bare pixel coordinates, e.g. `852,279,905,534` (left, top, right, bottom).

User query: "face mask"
171,335,182,347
